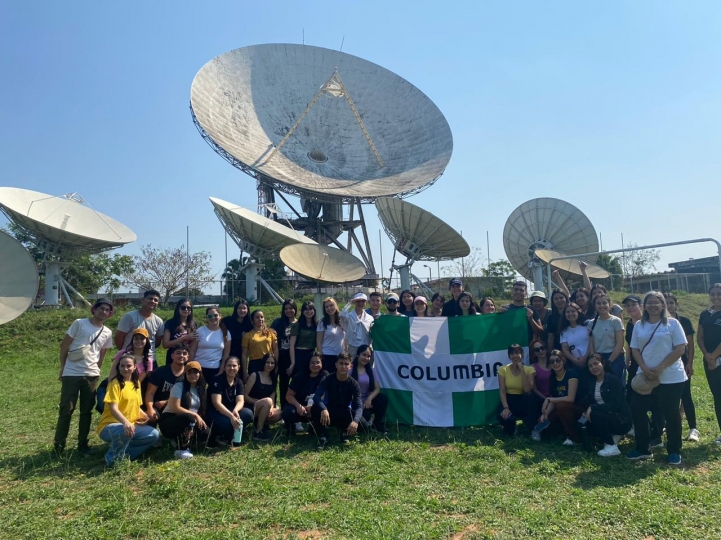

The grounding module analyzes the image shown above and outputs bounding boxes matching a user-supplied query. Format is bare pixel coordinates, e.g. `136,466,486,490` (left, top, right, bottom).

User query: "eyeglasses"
179,305,192,311
534,347,546,352
550,358,563,365
207,314,220,319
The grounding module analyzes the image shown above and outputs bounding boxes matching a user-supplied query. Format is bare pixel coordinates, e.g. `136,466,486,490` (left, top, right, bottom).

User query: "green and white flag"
373,310,529,427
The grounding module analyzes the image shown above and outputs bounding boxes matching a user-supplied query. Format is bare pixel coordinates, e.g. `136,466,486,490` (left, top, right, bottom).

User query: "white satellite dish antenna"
376,196,469,293
279,244,367,284
210,196,316,302
534,249,610,279
0,231,39,325
0,187,137,307
503,198,600,291
192,43,454,278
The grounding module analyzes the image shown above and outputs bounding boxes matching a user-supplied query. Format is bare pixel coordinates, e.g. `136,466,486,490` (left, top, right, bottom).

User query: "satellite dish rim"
280,244,366,284
0,230,39,325
534,248,610,279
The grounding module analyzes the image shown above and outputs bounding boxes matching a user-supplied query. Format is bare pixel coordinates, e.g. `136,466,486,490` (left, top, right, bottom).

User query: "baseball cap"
351,292,368,303
449,278,463,288
131,327,150,339
622,295,642,305
414,296,427,305
385,292,399,302
185,361,202,372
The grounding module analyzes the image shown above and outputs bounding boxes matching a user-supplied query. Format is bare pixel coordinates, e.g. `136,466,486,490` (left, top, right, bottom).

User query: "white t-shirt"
340,304,374,348
317,321,345,355
62,319,113,377
117,310,164,356
560,323,590,358
194,326,230,369
589,316,623,353
630,319,688,384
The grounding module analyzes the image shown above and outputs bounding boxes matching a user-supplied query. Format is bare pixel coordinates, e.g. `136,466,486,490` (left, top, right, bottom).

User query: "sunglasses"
179,305,192,311
207,314,220,319
534,347,546,352
550,358,563,365
386,299,398,304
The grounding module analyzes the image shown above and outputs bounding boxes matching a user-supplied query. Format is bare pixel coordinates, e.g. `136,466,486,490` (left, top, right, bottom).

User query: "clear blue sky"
2,1,719,290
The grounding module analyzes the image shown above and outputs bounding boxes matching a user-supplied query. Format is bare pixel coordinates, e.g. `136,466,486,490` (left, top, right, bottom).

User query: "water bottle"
233,422,243,445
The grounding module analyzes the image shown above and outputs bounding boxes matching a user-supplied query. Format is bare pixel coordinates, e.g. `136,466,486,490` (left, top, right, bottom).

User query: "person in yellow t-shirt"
241,310,278,382
97,354,159,466
497,344,536,436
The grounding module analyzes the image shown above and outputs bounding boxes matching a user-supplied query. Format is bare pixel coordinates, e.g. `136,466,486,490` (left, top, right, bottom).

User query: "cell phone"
577,416,588,425
716,357,721,367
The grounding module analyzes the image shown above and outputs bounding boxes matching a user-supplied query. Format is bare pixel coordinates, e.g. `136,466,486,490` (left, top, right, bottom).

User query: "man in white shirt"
340,292,374,359
54,298,114,455
115,289,164,362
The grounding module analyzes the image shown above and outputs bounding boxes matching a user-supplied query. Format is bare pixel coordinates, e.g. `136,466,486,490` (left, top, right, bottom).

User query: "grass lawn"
2,294,721,539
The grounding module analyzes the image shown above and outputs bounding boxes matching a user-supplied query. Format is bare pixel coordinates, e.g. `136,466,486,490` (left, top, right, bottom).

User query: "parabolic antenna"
503,198,599,290
210,197,316,259
0,231,39,325
375,197,470,261
280,244,366,284
534,249,610,279
0,187,137,256
190,43,453,202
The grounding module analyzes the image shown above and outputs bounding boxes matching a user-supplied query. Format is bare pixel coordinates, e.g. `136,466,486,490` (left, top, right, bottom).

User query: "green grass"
2,296,721,539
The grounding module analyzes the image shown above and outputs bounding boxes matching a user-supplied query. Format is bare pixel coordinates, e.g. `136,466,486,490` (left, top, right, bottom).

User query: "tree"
443,248,485,279
619,243,661,279
483,259,517,294
595,254,624,290
64,253,134,296
123,244,214,304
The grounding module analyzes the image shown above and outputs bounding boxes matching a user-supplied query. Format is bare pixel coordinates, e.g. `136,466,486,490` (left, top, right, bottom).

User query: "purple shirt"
356,371,371,401
533,363,552,397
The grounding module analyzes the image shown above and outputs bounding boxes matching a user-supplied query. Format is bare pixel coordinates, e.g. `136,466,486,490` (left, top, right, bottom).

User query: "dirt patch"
451,524,479,539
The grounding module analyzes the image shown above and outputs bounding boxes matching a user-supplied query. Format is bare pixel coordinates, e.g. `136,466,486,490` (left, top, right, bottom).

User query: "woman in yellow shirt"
97,354,159,466
241,310,279,382
497,344,536,436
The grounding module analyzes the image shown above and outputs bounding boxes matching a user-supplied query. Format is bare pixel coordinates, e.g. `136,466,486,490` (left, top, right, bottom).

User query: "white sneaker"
294,422,305,433
612,434,621,445
598,444,621,457
687,428,700,442
562,438,576,446
531,430,541,442
627,427,635,437
174,449,193,460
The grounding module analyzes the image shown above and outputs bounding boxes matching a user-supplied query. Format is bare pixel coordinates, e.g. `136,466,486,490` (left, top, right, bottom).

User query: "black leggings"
277,349,292,409
705,363,721,431
159,412,209,450
631,382,684,454
311,406,355,440
497,393,535,436
587,407,632,446
360,393,389,431
681,376,697,430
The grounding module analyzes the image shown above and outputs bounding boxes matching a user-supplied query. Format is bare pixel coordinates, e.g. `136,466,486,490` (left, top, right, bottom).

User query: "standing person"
546,290,569,351
537,351,582,445
244,354,282,441
399,290,416,317
115,290,164,362
429,293,445,317
222,299,253,364
96,354,159,466
588,294,626,383
478,297,496,314
529,291,550,338
457,292,478,316
571,287,594,319
145,344,188,424
622,294,644,402
590,284,623,318
189,307,231,382
628,291,688,465
158,361,209,460
290,301,318,377
366,291,383,320
340,293,374,359
413,296,430,317
317,297,345,374
697,283,721,445
283,352,328,435
208,356,254,446
581,354,633,457
54,298,114,455
241,310,279,382
312,354,363,448
350,345,388,434
500,281,542,346
497,344,536,436
271,299,297,409
559,303,590,373
384,293,404,316
161,299,199,365
665,293,699,442
441,278,464,317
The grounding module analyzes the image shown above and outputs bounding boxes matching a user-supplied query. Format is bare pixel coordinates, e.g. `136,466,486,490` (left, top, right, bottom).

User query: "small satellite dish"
280,244,366,284
375,197,470,261
503,198,600,290
0,231,39,325
534,249,610,279
210,197,316,259
0,187,137,255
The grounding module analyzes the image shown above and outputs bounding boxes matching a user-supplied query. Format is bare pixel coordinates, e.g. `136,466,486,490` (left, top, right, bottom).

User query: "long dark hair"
399,289,416,315
260,353,278,386
549,289,569,315
280,299,297,325
232,299,253,331
351,344,375,391
458,291,478,315
559,302,588,334
571,287,594,318
180,370,207,417
114,353,139,390
129,331,152,374
299,301,317,329
170,298,197,330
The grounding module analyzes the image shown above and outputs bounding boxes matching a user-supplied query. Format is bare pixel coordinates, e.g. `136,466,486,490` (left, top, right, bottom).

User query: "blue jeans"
209,408,254,442
99,423,159,466
600,352,626,386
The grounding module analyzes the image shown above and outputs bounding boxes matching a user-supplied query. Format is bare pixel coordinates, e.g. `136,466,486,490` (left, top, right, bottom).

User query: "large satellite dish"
191,43,454,278
0,187,136,306
534,249,610,279
0,231,39,325
280,244,366,284
503,198,599,291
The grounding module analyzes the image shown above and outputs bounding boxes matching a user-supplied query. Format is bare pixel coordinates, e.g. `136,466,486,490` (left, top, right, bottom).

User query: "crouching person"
537,350,583,445
282,352,328,435
208,356,254,446
312,353,363,448
351,345,389,435
97,354,159,466
498,344,537,436
158,361,209,459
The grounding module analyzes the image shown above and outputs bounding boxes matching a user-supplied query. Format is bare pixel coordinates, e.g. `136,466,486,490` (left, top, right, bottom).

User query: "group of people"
53,276,721,468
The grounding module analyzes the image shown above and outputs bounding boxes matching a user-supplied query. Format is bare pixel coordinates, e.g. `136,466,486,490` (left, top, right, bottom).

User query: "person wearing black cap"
441,278,464,317
54,298,115,455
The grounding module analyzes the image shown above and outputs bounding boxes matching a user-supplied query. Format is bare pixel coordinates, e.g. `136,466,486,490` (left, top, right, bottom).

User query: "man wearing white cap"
340,292,374,359
384,293,405,317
